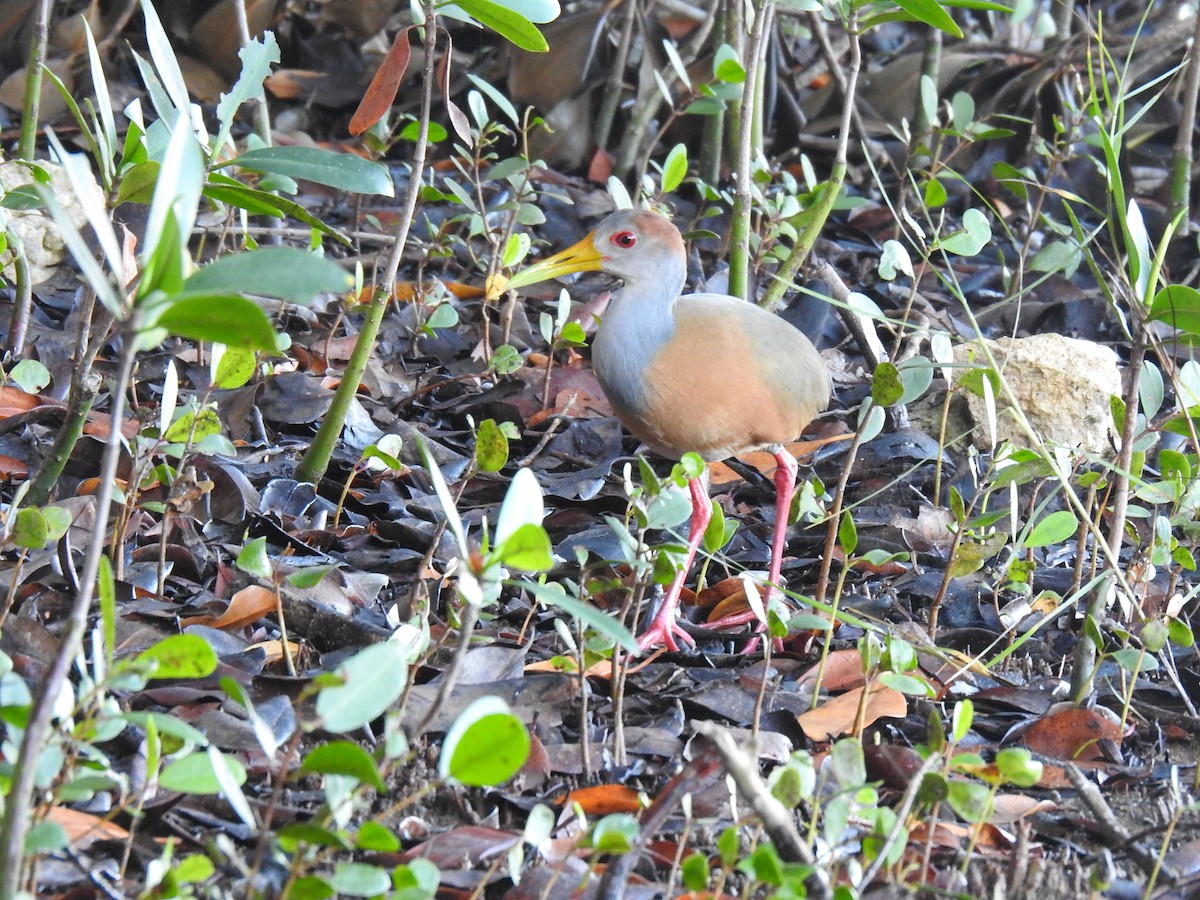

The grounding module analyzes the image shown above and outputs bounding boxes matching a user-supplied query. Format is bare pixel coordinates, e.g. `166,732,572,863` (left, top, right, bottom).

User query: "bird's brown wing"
623,294,829,461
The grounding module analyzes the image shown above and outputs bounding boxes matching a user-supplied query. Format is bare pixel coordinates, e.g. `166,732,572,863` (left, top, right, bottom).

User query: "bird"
497,208,831,652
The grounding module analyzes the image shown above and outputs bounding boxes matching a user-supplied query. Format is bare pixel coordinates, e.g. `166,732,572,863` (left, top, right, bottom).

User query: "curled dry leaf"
179,584,276,630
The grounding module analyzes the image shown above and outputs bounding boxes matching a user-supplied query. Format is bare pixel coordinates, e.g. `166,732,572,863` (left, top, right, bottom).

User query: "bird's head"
488,209,685,298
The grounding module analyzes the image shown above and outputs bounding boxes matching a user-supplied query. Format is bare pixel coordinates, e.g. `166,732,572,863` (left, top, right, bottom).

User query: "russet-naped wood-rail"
502,209,831,652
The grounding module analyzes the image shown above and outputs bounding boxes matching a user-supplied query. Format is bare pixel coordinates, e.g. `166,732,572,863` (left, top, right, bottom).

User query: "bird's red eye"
610,231,637,250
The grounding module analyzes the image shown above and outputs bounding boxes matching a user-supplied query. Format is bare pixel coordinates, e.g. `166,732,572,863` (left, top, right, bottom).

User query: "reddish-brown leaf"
349,27,412,136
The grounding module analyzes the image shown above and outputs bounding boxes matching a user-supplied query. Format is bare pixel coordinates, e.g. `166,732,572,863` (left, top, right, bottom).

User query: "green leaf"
946,779,991,823
160,751,247,794
135,634,218,679
521,580,638,651
122,711,208,746
993,747,1043,788
9,359,50,393
229,146,394,196
878,672,933,696
175,854,215,884
439,696,530,786
871,361,904,407
661,143,688,193
838,510,857,555
717,827,739,868
285,564,337,589
498,523,553,572
212,346,257,390
24,821,67,854
681,853,710,893
164,406,222,444
315,640,410,733
214,33,282,152
712,44,745,83
185,248,352,304
330,862,391,898
591,814,638,853
12,508,50,549
922,175,947,208
299,741,386,792
897,357,934,403
1021,509,1078,548
951,698,973,742
203,176,351,244
877,0,963,37
936,208,990,256
289,876,336,900
392,859,440,900
356,821,401,852
153,294,277,350
475,418,509,472
702,501,730,552
1148,284,1200,338
115,160,160,205
441,0,549,51
236,536,272,578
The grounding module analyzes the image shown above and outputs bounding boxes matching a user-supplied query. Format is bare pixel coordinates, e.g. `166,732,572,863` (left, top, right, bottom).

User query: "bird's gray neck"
592,260,686,415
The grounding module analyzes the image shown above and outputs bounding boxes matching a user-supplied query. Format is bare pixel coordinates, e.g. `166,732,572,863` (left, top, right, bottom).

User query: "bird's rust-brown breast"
612,294,829,461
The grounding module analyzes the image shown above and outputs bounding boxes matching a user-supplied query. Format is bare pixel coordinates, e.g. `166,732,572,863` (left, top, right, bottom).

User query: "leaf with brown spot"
1017,705,1124,761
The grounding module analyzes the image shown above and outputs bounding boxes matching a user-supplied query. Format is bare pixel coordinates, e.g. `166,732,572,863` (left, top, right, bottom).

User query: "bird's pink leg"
766,447,798,604
637,476,711,653
703,447,797,649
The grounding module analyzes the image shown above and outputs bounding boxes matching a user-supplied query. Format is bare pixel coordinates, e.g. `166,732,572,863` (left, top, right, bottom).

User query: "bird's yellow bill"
487,232,604,299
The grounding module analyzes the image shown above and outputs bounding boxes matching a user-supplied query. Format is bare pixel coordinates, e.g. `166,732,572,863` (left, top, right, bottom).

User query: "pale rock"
0,160,90,285
952,334,1122,453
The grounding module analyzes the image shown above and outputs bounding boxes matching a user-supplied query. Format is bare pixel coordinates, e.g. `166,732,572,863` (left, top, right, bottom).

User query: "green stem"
728,0,771,299
17,0,53,160
1167,7,1200,230
0,313,139,898
24,386,95,507
760,10,859,310
294,4,438,485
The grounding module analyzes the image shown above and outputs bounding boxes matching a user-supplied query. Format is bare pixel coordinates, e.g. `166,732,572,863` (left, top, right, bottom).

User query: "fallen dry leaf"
797,684,908,741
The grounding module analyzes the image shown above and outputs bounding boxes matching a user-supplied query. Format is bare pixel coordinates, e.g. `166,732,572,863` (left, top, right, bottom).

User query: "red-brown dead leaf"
561,784,643,815
693,577,745,612
797,684,907,741
797,649,866,693
1016,705,1124,761
587,148,614,184
179,584,276,629
0,455,28,477
264,68,322,100
350,26,413,135
990,793,1057,824
704,580,767,621
0,385,42,416
78,477,129,495
400,825,519,867
46,806,130,848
